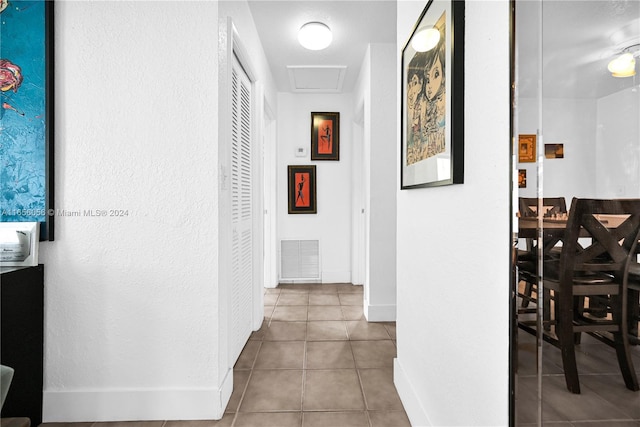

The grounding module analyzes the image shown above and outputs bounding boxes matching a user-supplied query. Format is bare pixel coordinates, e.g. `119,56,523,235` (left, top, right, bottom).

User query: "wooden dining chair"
542,198,640,394
624,231,640,345
517,197,567,309
518,197,567,219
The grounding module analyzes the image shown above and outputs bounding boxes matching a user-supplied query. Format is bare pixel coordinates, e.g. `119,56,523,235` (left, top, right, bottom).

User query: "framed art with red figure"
288,165,317,214
311,112,339,161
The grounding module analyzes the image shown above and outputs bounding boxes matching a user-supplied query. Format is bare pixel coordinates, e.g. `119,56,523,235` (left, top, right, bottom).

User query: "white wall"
395,1,511,426
596,87,640,198
42,0,276,421
517,98,597,201
42,1,220,421
518,89,640,202
354,44,398,321
276,93,354,283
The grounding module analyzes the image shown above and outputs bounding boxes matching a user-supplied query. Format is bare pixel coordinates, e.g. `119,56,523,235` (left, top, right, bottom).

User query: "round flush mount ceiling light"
298,22,332,50
411,28,440,52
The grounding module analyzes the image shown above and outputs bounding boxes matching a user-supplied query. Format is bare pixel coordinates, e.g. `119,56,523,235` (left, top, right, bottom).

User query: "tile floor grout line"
349,320,373,419
364,409,374,427
300,297,312,418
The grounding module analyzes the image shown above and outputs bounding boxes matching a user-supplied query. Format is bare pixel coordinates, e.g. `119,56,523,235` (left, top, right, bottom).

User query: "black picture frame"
400,0,464,189
311,112,339,161
287,165,317,214
0,0,55,240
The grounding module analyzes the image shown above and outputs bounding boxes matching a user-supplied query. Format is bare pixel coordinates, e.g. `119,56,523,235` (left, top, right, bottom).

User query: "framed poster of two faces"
401,0,464,189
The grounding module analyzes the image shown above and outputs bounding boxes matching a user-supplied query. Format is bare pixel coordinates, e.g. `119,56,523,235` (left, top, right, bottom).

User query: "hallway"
39,283,409,427
223,283,409,426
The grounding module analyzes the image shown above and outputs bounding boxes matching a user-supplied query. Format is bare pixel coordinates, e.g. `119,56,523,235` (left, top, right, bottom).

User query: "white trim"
393,358,431,427
252,80,265,330
364,302,396,322
42,379,233,422
321,270,351,284
232,24,256,83
351,112,365,286
262,105,278,289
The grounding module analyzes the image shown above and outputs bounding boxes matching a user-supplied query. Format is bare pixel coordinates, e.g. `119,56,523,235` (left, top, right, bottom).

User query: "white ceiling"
247,0,397,93
517,0,640,99
247,1,639,98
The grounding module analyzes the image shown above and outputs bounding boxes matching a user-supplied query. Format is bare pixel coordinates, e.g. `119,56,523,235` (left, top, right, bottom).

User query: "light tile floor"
39,283,410,427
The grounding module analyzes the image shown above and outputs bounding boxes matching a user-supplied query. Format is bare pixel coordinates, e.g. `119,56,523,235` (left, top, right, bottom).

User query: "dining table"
517,215,573,262
517,214,628,242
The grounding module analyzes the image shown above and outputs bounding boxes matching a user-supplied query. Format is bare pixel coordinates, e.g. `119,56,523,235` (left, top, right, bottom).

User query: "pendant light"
608,44,639,78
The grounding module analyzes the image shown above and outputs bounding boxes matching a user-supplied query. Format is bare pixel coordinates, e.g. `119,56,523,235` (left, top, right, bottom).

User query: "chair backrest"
560,198,640,282
519,197,567,218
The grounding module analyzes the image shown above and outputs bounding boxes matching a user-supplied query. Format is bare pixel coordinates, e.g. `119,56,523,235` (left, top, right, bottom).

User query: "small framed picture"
518,169,527,188
287,165,317,214
311,112,339,161
518,134,536,163
545,143,564,159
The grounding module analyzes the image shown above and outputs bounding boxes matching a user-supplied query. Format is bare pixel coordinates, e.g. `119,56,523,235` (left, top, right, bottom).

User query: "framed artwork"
311,112,339,161
0,0,55,240
518,169,527,188
288,165,317,214
400,0,465,189
518,134,536,163
545,143,564,159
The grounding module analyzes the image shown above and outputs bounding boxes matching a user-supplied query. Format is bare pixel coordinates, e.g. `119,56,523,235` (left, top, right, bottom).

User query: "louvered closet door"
230,53,253,365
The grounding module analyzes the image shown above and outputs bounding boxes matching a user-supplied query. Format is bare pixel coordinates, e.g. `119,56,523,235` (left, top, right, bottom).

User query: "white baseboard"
364,302,396,322
43,370,234,422
321,271,351,283
277,271,351,285
394,358,431,427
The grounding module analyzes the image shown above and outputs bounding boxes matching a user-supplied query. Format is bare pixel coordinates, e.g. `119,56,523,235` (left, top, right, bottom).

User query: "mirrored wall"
513,0,640,424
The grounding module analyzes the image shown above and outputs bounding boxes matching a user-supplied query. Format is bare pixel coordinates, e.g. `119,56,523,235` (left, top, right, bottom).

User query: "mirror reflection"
514,0,640,424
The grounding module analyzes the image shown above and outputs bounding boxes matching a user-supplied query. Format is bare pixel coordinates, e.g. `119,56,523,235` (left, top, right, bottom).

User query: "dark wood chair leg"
558,293,581,393
521,281,533,308
613,331,640,391
543,288,552,331
560,344,581,394
611,295,640,391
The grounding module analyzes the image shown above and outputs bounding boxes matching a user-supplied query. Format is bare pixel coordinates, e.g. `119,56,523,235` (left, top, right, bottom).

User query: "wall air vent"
280,239,320,281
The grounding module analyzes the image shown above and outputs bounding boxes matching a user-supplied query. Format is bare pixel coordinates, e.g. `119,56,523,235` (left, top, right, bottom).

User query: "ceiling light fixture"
411,28,440,52
608,44,639,78
298,22,332,51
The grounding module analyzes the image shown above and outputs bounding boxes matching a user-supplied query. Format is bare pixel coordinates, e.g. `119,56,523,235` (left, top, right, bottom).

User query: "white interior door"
229,52,253,365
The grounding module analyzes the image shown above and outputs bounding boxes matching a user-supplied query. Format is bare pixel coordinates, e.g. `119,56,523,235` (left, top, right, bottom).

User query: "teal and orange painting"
1,0,48,223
